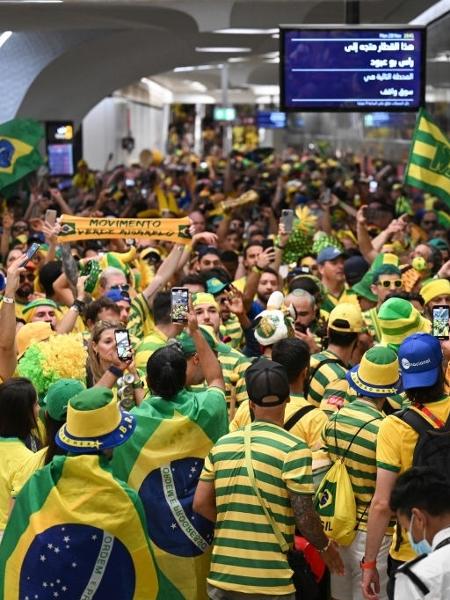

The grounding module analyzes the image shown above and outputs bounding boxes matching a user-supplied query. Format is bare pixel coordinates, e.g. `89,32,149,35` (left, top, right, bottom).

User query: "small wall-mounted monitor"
214,107,236,121
280,26,426,112
256,111,287,128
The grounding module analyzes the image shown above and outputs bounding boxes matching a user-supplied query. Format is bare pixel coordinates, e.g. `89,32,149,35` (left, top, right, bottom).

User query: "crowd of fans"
0,145,449,600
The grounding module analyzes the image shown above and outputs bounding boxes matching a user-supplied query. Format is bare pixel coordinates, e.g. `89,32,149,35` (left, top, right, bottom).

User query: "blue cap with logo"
398,333,443,390
105,289,131,304
316,246,344,265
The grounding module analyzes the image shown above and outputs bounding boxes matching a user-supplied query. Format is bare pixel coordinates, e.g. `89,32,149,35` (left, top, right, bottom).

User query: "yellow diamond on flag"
0,136,34,174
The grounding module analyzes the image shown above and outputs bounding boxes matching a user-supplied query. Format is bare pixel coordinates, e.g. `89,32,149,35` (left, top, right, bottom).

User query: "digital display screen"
214,107,236,121
256,111,287,129
280,27,426,111
48,143,74,176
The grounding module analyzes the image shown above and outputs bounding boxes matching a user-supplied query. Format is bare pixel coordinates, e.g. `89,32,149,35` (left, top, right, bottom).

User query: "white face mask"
407,513,432,555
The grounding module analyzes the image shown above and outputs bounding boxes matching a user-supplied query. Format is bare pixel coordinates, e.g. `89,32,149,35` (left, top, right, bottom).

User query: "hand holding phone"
280,209,294,234
171,288,189,323
20,243,40,268
115,329,133,362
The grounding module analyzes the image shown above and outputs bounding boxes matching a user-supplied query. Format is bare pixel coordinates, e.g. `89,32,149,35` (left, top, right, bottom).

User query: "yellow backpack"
315,417,380,546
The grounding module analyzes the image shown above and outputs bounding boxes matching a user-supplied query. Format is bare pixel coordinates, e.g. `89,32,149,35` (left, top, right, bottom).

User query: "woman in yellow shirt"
0,378,39,541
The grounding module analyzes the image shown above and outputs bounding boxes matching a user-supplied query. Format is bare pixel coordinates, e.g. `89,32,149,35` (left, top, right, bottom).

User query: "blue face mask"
407,514,432,555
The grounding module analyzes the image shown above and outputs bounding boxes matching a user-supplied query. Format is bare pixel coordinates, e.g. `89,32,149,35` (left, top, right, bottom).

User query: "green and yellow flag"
404,108,450,207
0,118,44,190
0,454,181,600
112,388,228,600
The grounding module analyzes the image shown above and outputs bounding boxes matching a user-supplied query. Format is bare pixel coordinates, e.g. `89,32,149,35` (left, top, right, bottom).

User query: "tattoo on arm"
288,491,328,550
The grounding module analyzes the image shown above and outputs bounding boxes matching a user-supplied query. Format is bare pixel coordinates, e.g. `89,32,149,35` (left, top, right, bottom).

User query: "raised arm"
0,254,28,380
187,307,225,390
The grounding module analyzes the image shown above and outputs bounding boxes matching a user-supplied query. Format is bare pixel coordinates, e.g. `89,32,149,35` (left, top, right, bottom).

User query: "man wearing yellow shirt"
362,334,450,600
317,246,359,313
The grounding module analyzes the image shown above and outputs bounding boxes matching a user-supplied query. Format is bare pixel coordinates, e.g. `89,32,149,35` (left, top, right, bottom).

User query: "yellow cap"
328,303,364,333
420,278,450,305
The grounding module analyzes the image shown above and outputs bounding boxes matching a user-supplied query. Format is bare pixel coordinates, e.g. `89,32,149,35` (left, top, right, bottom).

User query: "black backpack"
396,407,450,471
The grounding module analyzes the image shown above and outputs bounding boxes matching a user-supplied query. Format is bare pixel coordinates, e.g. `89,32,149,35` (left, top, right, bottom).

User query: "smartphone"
369,180,378,193
171,287,189,323
125,179,135,187
280,209,295,234
45,209,57,225
262,239,274,251
432,305,449,340
114,329,133,362
21,243,40,267
321,189,332,206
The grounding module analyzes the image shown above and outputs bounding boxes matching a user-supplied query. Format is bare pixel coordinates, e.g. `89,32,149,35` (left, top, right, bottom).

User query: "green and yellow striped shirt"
134,328,168,377
127,292,154,340
218,346,251,410
322,399,385,531
201,422,314,595
219,314,243,350
307,350,348,407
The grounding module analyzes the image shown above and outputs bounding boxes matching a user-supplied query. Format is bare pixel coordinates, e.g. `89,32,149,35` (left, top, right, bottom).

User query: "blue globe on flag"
19,524,135,599
139,457,214,557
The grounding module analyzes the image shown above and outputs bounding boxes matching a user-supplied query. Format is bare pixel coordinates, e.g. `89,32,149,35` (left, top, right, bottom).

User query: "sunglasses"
110,284,130,292
379,279,402,289
20,273,35,283
423,220,437,226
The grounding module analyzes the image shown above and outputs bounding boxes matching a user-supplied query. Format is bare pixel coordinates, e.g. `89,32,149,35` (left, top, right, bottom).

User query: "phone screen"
262,239,274,251
432,305,450,340
45,209,57,225
369,181,378,193
115,329,133,361
21,243,40,267
281,209,294,234
171,288,189,323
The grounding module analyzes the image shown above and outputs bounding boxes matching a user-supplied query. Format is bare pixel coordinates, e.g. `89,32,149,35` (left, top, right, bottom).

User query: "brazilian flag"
112,389,228,600
0,454,181,599
0,118,44,190
404,109,450,207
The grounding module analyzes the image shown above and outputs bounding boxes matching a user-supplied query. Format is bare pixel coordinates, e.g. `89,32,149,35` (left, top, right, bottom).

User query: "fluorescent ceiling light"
173,65,216,72
265,57,279,64
0,31,12,49
214,28,278,35
195,47,251,53
410,0,450,25
272,33,280,39
21,1,63,3
174,66,195,72
428,52,450,63
228,56,249,63
262,51,279,59
189,81,207,92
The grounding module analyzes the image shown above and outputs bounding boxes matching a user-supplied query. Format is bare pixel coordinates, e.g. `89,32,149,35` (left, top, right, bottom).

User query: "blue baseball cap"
316,246,344,264
398,333,443,390
105,289,131,304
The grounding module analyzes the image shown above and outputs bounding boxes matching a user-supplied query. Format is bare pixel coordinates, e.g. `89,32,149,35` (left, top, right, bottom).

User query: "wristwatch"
71,299,86,313
2,296,14,304
108,365,124,378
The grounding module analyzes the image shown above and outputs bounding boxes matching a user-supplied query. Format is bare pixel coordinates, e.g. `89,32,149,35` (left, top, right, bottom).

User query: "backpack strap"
305,356,346,397
332,416,381,461
395,408,432,436
395,555,430,595
435,537,450,551
284,405,316,432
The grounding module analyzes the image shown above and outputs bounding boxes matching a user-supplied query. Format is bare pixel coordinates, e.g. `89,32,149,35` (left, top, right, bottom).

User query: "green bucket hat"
43,378,85,421
428,238,449,253
378,297,431,351
346,345,401,398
